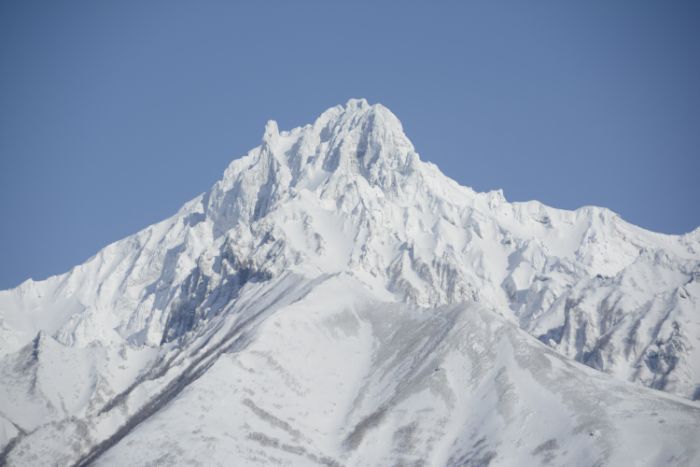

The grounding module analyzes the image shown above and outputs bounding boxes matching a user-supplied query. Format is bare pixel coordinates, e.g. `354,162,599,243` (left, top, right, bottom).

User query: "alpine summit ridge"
1,99,698,466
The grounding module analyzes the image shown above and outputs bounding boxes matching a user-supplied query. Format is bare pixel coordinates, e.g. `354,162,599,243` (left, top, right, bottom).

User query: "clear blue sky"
1,1,699,289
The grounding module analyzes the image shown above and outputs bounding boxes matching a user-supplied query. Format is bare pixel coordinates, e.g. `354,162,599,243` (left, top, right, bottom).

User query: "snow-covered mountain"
1,99,698,466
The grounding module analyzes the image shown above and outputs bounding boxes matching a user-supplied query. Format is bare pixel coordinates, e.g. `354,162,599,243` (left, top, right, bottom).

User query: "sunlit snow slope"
1,99,699,466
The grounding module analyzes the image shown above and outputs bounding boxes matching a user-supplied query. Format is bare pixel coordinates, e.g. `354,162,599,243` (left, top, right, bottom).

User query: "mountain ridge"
1,99,698,465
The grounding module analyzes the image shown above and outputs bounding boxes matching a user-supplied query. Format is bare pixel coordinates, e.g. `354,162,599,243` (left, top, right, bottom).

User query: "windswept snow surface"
1,99,699,466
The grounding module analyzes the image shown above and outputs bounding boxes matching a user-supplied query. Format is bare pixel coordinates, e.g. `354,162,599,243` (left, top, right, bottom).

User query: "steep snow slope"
87,277,700,467
0,99,699,465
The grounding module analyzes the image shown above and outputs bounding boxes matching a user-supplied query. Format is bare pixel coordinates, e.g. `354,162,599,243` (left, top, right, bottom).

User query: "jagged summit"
205,99,429,237
224,98,420,199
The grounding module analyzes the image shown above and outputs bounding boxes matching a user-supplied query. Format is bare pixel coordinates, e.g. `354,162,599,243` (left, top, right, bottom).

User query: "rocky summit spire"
268,99,419,184
314,98,418,178
208,99,425,229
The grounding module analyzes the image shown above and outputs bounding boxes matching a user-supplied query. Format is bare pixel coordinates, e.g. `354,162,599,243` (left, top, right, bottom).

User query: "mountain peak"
224,100,421,203
310,98,411,148
305,99,419,186
341,98,408,142
3,99,700,465
207,100,423,236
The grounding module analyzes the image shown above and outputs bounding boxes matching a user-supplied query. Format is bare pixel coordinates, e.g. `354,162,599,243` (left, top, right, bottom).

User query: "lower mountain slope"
4,275,699,466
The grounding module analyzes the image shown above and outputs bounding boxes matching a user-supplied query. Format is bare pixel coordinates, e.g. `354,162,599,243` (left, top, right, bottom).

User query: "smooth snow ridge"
1,98,699,466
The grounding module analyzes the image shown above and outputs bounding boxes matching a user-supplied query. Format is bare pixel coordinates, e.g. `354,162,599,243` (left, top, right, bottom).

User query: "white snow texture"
1,99,699,466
